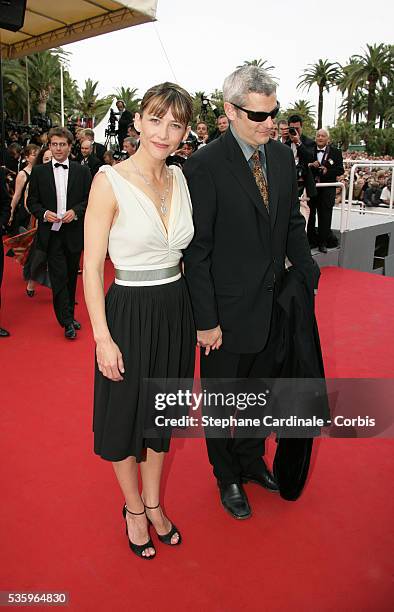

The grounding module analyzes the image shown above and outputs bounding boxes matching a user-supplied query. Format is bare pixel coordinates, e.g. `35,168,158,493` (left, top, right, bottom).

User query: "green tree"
113,87,140,113
237,58,275,71
2,58,27,121
76,79,112,125
298,59,340,129
336,58,362,123
284,99,316,136
347,43,392,125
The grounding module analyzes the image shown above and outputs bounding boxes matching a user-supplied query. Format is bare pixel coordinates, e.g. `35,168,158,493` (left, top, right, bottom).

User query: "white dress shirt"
50,158,69,231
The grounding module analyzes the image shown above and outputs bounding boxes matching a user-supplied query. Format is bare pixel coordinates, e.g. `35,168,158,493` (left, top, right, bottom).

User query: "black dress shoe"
242,464,279,492
218,482,251,520
0,327,10,337
64,323,76,340
318,244,328,253
72,319,81,330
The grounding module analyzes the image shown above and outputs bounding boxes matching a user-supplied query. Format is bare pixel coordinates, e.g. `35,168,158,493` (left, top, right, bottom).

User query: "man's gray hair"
223,65,277,106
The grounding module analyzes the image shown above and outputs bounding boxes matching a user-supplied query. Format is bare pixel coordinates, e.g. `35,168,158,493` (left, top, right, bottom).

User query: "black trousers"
200,304,282,485
47,230,81,327
307,187,336,246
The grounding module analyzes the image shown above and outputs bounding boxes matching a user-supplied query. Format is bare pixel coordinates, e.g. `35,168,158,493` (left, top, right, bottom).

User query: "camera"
112,150,128,162
288,127,298,136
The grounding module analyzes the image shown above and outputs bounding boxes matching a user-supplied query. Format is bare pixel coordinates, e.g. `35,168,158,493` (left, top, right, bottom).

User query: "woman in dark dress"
84,83,195,560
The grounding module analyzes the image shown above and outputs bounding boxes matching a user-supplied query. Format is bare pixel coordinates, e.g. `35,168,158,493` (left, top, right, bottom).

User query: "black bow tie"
54,163,68,169
317,148,326,152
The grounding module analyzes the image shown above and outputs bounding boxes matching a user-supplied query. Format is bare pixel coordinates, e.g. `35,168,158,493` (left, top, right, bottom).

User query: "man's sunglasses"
231,101,280,123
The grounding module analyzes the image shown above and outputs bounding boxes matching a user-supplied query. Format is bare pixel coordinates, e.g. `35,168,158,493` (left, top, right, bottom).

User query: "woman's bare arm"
83,172,124,381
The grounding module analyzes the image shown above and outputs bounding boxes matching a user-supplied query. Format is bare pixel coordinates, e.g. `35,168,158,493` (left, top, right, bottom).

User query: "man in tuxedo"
183,65,320,519
0,167,11,337
307,129,344,252
196,121,209,148
27,128,91,339
80,140,102,177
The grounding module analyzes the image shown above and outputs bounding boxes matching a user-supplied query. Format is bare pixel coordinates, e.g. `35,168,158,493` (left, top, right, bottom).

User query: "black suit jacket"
93,142,106,163
27,161,91,253
82,154,102,177
118,110,133,140
183,128,320,353
313,144,344,183
284,134,315,165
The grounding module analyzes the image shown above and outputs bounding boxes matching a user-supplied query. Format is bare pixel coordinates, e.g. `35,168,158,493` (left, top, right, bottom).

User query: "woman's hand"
96,337,125,381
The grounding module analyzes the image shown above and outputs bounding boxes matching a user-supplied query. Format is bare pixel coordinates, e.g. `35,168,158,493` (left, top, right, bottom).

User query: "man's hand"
309,161,320,169
289,130,301,145
197,325,222,356
45,211,62,223
62,209,76,223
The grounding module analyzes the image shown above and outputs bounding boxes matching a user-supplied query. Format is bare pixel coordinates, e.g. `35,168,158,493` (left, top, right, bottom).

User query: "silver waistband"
115,264,181,282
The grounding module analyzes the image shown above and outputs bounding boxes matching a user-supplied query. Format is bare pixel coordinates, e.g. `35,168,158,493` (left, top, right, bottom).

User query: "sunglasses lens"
248,104,279,122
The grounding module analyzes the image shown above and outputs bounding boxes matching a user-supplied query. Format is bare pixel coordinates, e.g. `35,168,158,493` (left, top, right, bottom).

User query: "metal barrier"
342,160,394,231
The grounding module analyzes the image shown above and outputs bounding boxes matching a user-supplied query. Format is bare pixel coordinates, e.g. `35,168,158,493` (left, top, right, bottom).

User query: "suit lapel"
223,130,268,220
67,160,76,203
46,162,57,210
265,140,279,229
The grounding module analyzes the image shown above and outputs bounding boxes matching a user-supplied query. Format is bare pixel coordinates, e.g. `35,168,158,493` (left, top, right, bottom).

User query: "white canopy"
0,0,157,59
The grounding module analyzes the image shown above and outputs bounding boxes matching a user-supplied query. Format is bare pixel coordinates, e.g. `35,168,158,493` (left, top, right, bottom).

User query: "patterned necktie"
251,149,269,212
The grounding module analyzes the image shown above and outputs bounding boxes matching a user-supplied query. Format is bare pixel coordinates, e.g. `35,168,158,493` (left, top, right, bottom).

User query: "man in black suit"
183,65,320,519
285,114,315,199
27,127,91,339
307,129,344,252
0,167,11,337
116,100,134,150
80,129,106,163
80,139,102,177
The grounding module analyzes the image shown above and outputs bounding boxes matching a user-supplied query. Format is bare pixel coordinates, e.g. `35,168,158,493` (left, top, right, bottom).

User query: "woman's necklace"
130,158,170,216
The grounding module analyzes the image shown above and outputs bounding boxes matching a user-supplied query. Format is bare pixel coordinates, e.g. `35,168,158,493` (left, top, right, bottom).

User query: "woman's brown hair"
140,82,193,127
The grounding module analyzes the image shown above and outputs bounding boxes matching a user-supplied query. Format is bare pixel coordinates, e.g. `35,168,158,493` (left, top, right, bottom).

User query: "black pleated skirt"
93,277,195,462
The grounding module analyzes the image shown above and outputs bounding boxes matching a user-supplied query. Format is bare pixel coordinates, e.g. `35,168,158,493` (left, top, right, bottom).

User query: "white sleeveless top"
98,164,194,286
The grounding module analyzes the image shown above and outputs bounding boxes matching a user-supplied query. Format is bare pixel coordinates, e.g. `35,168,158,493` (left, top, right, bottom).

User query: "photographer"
307,129,344,252
285,114,316,199
116,100,133,149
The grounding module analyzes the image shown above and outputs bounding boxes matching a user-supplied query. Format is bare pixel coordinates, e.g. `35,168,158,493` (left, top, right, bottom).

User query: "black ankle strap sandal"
122,504,156,560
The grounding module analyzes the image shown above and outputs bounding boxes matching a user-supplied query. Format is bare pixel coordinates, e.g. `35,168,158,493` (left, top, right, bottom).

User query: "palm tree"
113,86,140,113
27,49,69,115
76,79,112,125
375,83,394,128
2,58,27,121
347,43,393,125
351,90,368,124
237,59,275,72
287,99,316,123
298,59,340,129
336,58,361,123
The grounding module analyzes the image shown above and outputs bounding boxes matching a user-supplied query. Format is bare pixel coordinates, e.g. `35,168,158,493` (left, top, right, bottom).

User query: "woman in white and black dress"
83,83,195,560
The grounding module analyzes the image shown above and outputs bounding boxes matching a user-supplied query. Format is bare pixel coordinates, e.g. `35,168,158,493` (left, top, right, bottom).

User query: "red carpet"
1,257,393,611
